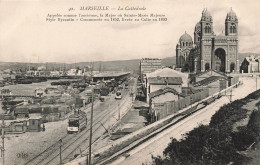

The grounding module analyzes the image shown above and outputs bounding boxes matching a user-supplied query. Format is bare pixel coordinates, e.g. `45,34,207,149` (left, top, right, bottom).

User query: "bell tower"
200,8,213,37
225,8,238,36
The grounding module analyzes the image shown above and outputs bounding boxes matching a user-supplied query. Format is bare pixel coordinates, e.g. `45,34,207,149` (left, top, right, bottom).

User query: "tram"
115,91,122,100
67,111,87,134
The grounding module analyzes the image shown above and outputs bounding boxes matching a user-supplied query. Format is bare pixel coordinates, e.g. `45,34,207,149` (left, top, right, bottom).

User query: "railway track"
97,99,224,165
41,91,132,165
25,87,132,165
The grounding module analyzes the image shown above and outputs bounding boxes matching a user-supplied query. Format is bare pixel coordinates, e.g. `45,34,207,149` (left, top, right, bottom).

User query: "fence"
151,88,209,121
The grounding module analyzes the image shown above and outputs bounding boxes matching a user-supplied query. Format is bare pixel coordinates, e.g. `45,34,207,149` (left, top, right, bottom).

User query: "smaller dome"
226,8,237,21
194,22,201,32
179,31,192,42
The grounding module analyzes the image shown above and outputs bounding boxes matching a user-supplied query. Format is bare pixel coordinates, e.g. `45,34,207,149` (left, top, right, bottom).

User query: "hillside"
0,53,258,72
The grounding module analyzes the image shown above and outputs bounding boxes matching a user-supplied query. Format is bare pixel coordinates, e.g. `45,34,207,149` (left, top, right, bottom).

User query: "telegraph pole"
118,103,120,120
59,139,62,165
1,116,5,165
256,75,258,91
230,89,232,102
88,89,94,165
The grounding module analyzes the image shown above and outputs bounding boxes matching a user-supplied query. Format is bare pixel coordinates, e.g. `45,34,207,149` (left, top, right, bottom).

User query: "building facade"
146,76,183,102
176,8,239,73
140,58,162,80
240,55,260,73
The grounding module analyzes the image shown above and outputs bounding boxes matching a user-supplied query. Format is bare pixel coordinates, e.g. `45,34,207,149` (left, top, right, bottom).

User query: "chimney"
165,77,168,86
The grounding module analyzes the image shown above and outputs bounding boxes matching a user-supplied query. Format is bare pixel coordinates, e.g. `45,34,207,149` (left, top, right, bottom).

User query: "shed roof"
146,68,188,86
15,108,29,114
149,87,184,99
133,100,149,109
195,70,228,78
29,113,42,119
93,72,130,78
193,76,227,87
148,77,183,85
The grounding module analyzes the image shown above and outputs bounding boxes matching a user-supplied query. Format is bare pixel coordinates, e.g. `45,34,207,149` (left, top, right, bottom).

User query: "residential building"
149,87,184,104
149,87,184,121
140,58,162,81
146,76,183,102
193,76,229,95
146,68,189,87
240,55,260,73
191,70,228,83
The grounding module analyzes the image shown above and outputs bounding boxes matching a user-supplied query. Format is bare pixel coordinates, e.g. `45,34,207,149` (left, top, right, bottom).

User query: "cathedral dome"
179,32,192,42
201,8,212,21
226,8,237,21
194,22,201,32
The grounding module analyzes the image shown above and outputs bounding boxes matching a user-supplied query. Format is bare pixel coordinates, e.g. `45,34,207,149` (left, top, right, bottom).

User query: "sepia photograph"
0,0,260,164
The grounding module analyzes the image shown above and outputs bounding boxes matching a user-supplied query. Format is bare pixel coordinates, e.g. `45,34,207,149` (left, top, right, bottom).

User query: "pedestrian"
43,123,45,131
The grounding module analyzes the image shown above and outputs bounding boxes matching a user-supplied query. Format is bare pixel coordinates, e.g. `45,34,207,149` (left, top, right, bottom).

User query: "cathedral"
176,8,239,73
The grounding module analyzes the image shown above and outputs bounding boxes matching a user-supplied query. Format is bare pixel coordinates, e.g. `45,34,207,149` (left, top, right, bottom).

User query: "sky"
0,0,260,63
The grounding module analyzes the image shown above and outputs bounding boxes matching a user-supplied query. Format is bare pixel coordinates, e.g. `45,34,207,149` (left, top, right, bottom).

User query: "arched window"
233,26,236,33
183,42,185,46
230,63,235,72
205,26,211,33
186,42,188,46
205,63,210,70
230,26,236,33
205,26,208,33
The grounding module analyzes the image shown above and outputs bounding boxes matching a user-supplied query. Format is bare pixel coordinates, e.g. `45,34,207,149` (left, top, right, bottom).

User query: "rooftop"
195,70,228,78
193,76,227,87
93,72,130,78
149,87,184,99
148,77,183,85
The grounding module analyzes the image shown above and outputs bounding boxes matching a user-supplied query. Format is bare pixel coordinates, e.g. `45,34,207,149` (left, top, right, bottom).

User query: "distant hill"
0,52,258,72
237,52,260,62
162,56,176,67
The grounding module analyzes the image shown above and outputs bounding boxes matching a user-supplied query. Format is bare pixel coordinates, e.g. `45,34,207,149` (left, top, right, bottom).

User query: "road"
110,77,260,165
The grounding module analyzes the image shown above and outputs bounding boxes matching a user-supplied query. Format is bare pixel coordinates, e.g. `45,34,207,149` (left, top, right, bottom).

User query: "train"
67,111,87,134
115,91,122,100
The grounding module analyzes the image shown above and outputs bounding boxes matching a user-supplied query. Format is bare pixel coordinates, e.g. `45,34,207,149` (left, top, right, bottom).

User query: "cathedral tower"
200,8,214,37
225,8,238,36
